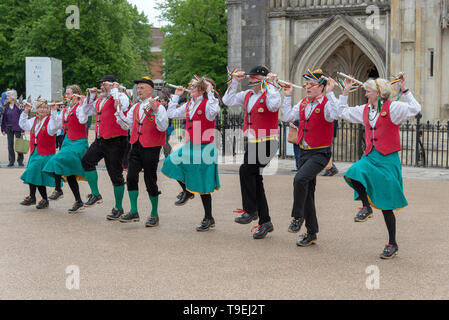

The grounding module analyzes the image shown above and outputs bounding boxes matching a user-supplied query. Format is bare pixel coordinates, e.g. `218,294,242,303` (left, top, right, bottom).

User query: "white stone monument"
26,57,63,103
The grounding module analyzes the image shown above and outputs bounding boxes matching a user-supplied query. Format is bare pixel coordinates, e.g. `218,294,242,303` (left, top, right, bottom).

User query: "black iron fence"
171,110,449,169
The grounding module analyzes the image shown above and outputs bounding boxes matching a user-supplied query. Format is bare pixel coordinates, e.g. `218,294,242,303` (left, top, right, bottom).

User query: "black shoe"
196,217,215,232
174,191,194,206
119,212,140,223
145,216,159,227
321,165,338,176
252,222,274,239
20,196,36,206
36,199,49,209
234,210,258,224
68,201,84,214
380,244,399,259
49,189,64,200
354,206,373,222
176,192,184,200
85,194,103,207
7,163,14,167
296,233,317,246
18,163,24,167
288,217,304,233
106,208,124,220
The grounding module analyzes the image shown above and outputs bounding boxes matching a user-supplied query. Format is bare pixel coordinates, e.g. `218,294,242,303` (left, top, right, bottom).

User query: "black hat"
99,75,117,83
303,69,327,86
133,76,154,88
246,65,269,77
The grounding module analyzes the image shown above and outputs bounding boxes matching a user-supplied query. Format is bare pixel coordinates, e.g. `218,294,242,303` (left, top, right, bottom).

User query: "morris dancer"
81,75,130,218
114,77,168,226
161,77,220,232
222,66,281,239
43,85,89,213
281,69,339,246
19,99,60,209
339,75,421,259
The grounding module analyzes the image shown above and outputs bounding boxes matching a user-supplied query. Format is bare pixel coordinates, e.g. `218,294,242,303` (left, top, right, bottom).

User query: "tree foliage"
158,0,227,92
0,0,153,94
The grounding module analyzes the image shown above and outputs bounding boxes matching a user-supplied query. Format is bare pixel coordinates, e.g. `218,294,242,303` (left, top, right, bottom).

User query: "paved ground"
1,134,449,300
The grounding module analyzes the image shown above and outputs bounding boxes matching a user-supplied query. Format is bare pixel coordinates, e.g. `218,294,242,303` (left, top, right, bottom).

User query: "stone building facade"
227,0,449,121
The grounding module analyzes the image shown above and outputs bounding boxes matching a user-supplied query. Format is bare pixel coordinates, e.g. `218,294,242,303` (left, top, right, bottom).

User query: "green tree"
0,0,153,95
158,0,227,92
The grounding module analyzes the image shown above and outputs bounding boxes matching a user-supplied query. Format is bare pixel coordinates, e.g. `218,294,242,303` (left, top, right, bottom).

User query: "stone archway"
290,15,386,104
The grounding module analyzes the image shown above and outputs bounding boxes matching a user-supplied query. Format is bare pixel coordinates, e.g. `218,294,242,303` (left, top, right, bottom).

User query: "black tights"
178,181,212,219
29,184,47,200
55,175,82,202
351,179,397,246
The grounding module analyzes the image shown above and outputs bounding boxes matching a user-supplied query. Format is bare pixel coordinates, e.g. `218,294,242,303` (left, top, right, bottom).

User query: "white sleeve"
222,80,247,108
81,95,97,117
265,84,281,112
281,96,300,122
337,95,365,124
205,92,220,121
50,110,63,131
389,93,422,125
167,95,186,119
118,92,130,113
47,116,59,136
19,113,34,131
115,106,132,131
323,92,340,122
156,105,169,132
75,104,88,124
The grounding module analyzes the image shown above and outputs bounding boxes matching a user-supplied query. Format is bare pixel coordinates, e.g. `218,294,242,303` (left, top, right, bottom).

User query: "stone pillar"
226,0,242,70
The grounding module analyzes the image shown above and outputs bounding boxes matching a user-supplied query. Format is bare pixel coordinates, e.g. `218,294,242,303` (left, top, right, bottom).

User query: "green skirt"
43,136,88,179
344,148,408,210
161,141,220,194
21,150,58,187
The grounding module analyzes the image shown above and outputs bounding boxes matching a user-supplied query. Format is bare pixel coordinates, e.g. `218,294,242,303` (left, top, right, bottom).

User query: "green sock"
113,185,125,210
150,195,159,217
128,190,139,213
84,170,100,196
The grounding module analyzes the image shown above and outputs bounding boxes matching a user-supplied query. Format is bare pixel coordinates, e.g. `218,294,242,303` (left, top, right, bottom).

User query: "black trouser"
291,147,332,234
126,141,161,197
81,136,127,186
239,139,279,225
122,132,131,168
6,127,24,165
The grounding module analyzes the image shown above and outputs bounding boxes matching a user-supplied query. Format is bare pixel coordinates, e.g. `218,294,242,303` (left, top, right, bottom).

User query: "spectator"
1,90,8,106
1,89,25,167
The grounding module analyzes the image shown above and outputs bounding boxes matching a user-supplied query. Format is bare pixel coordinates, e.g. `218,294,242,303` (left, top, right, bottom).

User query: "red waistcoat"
95,97,128,139
243,92,279,139
363,100,401,156
62,103,87,141
129,103,166,148
296,96,334,147
30,116,56,156
185,98,215,144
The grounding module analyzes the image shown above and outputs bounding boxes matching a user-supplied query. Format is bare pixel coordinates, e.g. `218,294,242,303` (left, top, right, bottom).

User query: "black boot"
196,217,215,232
234,211,258,224
119,212,140,223
106,208,124,220
380,244,399,259
296,233,317,247
252,222,274,239
20,196,36,206
174,191,194,206
68,201,84,214
354,206,373,222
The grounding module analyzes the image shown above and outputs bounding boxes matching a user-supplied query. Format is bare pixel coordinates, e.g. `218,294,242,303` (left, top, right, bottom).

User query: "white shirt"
222,79,281,139
50,103,89,131
338,92,422,127
115,98,169,133
282,92,339,147
80,88,130,136
19,113,58,144
167,92,220,121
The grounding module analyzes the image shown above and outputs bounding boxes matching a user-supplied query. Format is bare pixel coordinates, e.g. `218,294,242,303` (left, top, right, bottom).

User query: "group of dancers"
16,67,421,259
